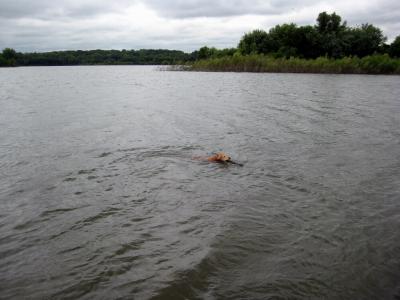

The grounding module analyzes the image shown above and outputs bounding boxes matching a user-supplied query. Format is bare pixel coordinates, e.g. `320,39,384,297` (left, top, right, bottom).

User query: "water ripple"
1,67,400,300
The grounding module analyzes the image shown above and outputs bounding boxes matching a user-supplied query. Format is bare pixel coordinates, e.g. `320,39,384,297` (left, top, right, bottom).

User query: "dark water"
1,66,400,300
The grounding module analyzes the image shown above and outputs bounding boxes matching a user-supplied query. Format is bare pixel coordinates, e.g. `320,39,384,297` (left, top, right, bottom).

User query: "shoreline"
2,59,400,76
186,54,400,75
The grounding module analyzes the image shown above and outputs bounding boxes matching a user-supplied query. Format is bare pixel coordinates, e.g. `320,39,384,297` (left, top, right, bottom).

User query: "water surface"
0,66,400,299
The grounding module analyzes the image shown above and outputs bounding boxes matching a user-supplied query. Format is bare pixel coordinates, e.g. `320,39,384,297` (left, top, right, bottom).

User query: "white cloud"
0,0,399,52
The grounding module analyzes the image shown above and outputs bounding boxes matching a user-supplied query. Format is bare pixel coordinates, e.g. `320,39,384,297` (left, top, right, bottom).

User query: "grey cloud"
0,1,53,18
345,1,400,26
144,0,318,18
332,0,400,40
0,0,399,52
0,0,133,19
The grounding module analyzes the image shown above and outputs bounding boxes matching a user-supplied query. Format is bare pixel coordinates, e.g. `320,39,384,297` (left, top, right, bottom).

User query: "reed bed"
188,54,400,74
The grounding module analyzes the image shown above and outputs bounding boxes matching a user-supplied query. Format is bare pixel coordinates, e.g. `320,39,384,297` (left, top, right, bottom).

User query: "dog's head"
215,152,231,162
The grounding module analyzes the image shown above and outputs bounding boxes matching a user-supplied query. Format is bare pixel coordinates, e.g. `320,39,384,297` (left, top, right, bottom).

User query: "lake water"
0,66,399,299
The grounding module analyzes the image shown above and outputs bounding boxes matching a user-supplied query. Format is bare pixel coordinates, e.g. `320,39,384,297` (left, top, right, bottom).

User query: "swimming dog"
193,152,243,166
206,152,232,162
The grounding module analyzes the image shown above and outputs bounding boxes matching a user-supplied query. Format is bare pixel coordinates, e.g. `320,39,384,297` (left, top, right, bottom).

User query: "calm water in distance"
0,66,400,299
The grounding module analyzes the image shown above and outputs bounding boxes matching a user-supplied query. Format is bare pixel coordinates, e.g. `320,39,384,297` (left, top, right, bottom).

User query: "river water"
0,66,399,299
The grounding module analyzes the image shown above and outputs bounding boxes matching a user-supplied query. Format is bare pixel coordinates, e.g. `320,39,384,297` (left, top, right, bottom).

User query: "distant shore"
0,48,192,67
186,54,400,75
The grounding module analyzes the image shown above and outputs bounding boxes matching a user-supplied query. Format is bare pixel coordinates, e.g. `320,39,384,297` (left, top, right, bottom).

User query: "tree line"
0,48,193,67
198,12,400,60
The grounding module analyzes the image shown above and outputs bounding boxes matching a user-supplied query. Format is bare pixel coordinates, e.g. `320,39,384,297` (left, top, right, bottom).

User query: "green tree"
344,24,386,57
316,12,343,34
238,29,274,55
2,48,17,60
1,48,18,66
198,46,214,59
294,25,322,58
268,23,298,57
0,54,7,66
214,48,236,57
316,12,347,58
390,36,400,57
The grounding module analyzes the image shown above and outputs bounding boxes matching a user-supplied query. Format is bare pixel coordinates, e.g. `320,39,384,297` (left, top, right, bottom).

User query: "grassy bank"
189,54,400,74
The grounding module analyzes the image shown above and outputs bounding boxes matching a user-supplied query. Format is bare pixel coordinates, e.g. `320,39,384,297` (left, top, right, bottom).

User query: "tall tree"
1,48,18,66
316,12,346,57
316,12,343,34
344,24,386,57
2,48,17,60
294,25,322,58
238,29,275,55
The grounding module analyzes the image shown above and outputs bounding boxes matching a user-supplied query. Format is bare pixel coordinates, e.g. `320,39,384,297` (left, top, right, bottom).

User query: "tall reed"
189,54,400,74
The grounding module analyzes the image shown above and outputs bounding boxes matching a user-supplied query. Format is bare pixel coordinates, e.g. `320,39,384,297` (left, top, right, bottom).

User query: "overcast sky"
0,0,399,52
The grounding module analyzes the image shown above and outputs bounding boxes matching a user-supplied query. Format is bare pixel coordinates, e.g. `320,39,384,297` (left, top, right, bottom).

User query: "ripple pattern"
0,67,400,299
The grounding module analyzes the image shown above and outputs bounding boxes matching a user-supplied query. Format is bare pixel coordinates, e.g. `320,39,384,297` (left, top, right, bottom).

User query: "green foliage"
216,48,237,57
344,24,386,57
2,48,17,60
190,54,400,74
315,12,347,58
193,46,236,60
197,46,213,59
0,48,17,66
238,29,272,55
293,25,321,58
1,47,236,67
12,49,190,66
0,54,6,66
269,23,298,49
235,11,393,60
390,36,400,57
316,12,343,34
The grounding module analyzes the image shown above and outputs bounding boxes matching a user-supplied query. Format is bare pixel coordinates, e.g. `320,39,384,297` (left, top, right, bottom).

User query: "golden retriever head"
215,152,231,162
